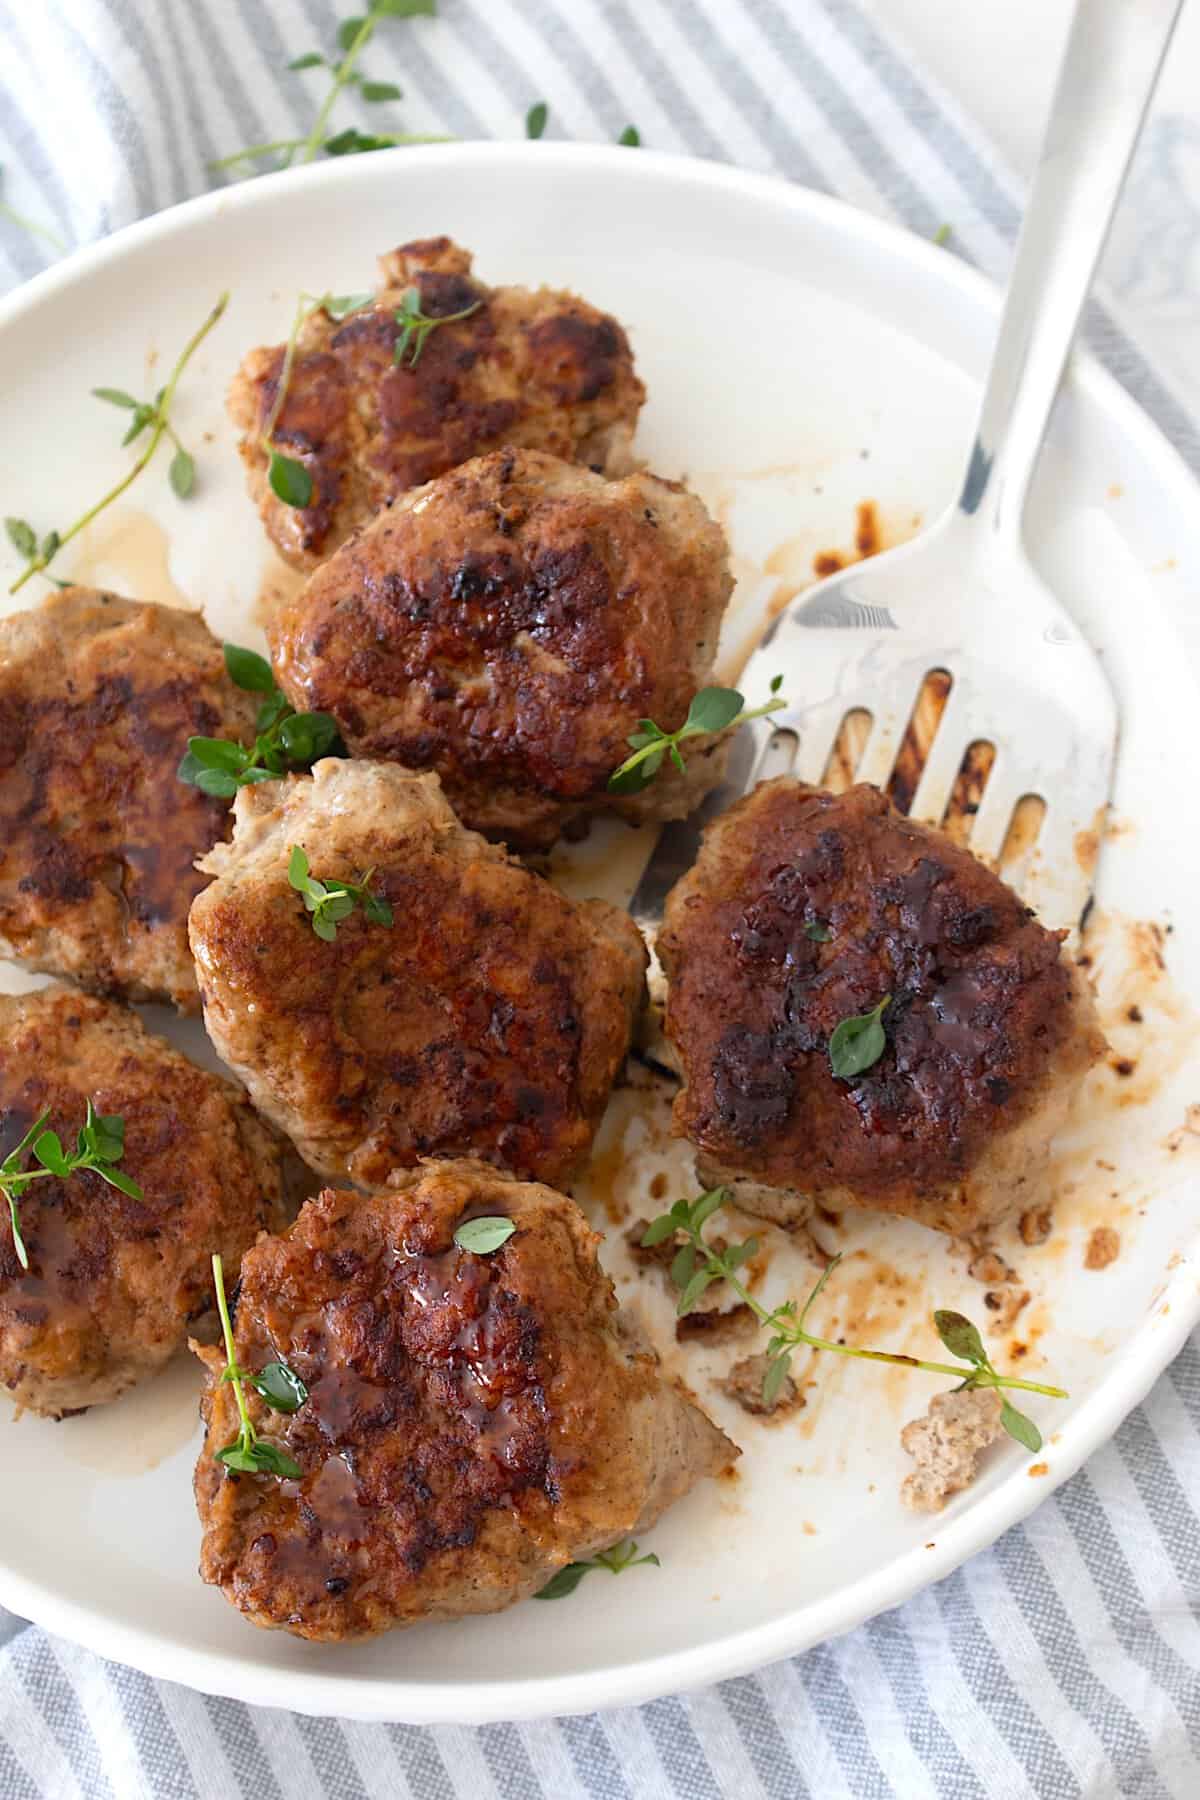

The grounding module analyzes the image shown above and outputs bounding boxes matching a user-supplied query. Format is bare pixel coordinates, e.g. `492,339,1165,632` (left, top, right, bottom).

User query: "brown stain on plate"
768,498,897,620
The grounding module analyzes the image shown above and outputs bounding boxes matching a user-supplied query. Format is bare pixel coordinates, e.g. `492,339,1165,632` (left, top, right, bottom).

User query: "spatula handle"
960,0,1182,541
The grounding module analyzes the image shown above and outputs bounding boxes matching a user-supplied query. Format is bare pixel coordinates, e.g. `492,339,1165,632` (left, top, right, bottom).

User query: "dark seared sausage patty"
194,1160,732,1640
268,447,734,847
189,759,648,1189
659,780,1104,1234
0,986,285,1417
229,236,645,570
0,588,257,1011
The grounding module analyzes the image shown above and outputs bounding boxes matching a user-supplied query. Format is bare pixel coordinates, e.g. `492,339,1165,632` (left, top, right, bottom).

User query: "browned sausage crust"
269,447,734,848
0,986,285,1417
0,589,258,1011
194,1161,733,1640
659,780,1104,1234
188,759,648,1189
229,236,645,570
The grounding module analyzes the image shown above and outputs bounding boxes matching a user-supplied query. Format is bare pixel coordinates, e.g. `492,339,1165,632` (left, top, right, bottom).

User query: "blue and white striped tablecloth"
2,3,1200,1795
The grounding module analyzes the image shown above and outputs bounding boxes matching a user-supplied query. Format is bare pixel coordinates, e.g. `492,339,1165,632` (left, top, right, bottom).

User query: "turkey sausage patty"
269,447,734,848
659,779,1104,1234
0,588,257,1011
188,758,648,1189
229,235,645,570
194,1160,732,1640
0,985,285,1417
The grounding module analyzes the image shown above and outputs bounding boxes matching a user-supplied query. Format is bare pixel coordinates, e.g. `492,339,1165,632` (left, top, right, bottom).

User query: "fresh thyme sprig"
213,0,645,176
211,1,443,175
90,376,201,500
177,643,342,798
392,285,482,368
2,1102,142,1272
0,163,65,251
608,676,787,794
644,1190,1066,1448
288,845,394,941
6,293,228,596
210,1253,306,1477
535,1539,660,1600
259,289,375,507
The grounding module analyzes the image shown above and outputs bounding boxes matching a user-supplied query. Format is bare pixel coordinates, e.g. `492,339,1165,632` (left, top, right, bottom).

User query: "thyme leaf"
534,1539,660,1600
828,997,890,1080
453,1216,517,1255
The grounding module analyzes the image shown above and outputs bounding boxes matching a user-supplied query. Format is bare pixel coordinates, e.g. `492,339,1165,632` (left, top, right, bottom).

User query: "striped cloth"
3,3,1200,1796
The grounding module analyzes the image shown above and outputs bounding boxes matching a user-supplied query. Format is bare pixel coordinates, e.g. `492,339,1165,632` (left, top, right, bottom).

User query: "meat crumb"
675,1303,757,1345
983,1286,1030,1332
900,1387,1004,1512
1084,1226,1120,1270
722,1353,805,1418
1019,1207,1053,1246
968,1248,1015,1286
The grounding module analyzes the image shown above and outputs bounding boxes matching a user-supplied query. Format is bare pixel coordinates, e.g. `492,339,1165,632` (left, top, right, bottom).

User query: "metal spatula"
632,0,1181,939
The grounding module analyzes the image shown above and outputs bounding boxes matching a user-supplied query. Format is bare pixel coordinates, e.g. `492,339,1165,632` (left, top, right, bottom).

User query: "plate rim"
1,139,1198,1724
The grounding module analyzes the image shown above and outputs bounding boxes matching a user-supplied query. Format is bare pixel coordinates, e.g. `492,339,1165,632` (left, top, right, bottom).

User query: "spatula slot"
886,668,953,815
942,739,997,843
757,727,799,783
999,793,1047,871
821,708,872,792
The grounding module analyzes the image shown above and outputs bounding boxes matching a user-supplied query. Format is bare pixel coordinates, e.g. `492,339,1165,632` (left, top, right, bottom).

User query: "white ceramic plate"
1,144,1200,1724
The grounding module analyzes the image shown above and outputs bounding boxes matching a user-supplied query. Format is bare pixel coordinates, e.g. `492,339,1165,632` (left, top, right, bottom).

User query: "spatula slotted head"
632,526,1118,938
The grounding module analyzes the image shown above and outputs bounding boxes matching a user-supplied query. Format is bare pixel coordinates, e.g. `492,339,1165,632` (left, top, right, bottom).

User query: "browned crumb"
675,1304,757,1345
1028,1462,1049,1477
1084,1226,1120,1271
900,1387,1004,1512
983,1286,1031,1333
722,1353,805,1418
968,1248,1015,1286
1019,1207,1053,1246
625,1220,678,1272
